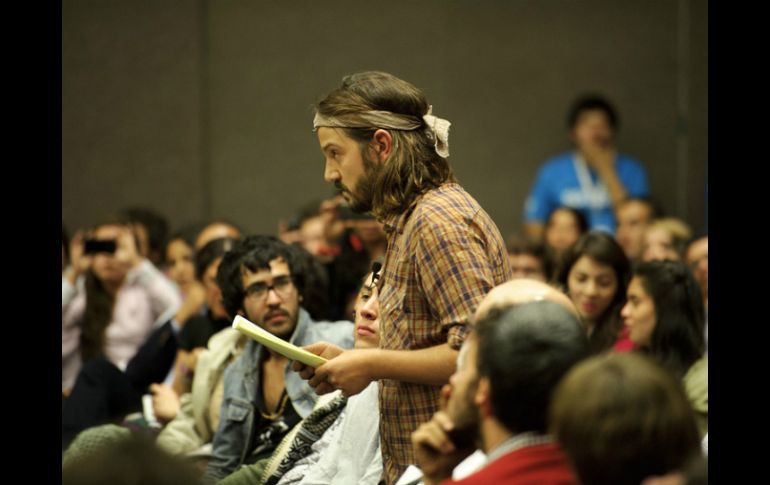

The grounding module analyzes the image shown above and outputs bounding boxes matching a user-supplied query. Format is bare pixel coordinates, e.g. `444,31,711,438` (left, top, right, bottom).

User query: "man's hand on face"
580,136,616,174
411,384,475,485
291,342,375,397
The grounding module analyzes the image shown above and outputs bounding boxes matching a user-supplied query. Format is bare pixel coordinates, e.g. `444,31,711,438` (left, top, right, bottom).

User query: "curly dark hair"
215,235,306,319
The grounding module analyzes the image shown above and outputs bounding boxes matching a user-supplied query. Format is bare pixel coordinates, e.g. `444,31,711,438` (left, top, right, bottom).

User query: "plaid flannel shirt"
377,183,512,484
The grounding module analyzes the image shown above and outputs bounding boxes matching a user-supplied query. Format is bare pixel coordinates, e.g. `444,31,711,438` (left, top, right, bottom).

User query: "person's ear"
371,129,393,163
475,377,494,418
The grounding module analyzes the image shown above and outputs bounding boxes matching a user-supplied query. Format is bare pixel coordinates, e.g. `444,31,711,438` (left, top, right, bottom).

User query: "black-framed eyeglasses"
244,275,295,302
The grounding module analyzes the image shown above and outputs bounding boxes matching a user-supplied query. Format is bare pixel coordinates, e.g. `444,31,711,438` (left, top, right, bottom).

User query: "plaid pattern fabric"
378,183,512,484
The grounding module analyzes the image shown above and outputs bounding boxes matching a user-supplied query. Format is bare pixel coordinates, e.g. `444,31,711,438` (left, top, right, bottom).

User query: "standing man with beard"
203,236,354,483
294,71,512,484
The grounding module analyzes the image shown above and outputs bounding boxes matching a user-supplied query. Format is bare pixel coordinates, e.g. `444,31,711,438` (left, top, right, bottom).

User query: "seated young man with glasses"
203,236,354,483
219,262,384,485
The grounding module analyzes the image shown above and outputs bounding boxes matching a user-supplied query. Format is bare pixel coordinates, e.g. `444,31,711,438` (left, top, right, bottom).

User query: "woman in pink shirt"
62,220,181,395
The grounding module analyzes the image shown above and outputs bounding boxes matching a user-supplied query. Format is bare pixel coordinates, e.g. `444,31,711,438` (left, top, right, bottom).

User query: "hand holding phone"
114,226,144,269
65,230,94,283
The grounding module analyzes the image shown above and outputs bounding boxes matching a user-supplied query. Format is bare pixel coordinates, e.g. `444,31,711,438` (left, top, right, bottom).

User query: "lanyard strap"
573,153,608,211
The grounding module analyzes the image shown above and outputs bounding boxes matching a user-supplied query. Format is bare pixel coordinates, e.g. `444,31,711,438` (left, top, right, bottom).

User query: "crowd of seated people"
63,87,708,484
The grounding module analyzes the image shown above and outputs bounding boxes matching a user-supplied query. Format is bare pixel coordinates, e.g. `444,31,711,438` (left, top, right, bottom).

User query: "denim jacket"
203,308,354,483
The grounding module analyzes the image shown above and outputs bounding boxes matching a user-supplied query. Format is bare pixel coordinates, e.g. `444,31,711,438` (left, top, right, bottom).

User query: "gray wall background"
62,0,708,239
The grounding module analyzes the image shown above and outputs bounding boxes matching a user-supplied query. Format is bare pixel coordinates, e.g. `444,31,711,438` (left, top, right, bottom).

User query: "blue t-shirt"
524,151,649,234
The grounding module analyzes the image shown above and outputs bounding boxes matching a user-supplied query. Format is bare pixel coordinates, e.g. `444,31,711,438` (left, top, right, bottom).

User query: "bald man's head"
470,299,589,438
195,222,242,250
443,280,588,452
474,279,580,324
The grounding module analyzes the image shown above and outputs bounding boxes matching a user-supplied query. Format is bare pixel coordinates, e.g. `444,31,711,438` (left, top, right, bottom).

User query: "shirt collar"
379,195,422,235
288,307,312,346
485,432,554,464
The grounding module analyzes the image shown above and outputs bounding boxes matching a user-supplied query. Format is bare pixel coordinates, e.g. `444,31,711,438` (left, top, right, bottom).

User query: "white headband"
313,105,451,158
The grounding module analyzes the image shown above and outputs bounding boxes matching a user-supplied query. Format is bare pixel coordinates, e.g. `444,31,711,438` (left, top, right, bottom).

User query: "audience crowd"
62,71,707,485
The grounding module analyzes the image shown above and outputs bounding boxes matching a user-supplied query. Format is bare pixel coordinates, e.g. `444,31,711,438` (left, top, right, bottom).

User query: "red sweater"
613,326,636,353
442,442,577,485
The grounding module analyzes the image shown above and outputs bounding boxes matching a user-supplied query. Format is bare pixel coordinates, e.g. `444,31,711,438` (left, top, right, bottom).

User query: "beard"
272,328,294,342
447,383,482,450
447,420,479,451
259,307,298,342
337,150,381,214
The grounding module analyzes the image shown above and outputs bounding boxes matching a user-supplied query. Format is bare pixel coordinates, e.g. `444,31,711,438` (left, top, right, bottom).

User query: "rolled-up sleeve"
414,216,500,350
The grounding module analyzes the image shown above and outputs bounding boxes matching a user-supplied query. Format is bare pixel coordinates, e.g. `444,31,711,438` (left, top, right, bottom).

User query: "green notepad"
231,315,328,368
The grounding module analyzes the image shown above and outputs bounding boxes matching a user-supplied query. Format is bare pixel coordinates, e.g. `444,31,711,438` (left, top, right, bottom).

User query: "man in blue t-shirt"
523,95,649,238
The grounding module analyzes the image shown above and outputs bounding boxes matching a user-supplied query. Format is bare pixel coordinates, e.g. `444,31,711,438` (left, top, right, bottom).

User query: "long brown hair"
315,71,455,219
79,219,138,361
81,269,114,360
634,260,705,379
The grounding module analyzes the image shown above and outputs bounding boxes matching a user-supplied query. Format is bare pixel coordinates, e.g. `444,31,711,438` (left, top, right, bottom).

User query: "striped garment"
378,183,512,484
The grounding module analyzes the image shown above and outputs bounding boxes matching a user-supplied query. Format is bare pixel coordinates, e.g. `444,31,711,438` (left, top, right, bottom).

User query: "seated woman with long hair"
621,259,708,437
62,219,181,447
63,219,181,391
555,231,632,354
